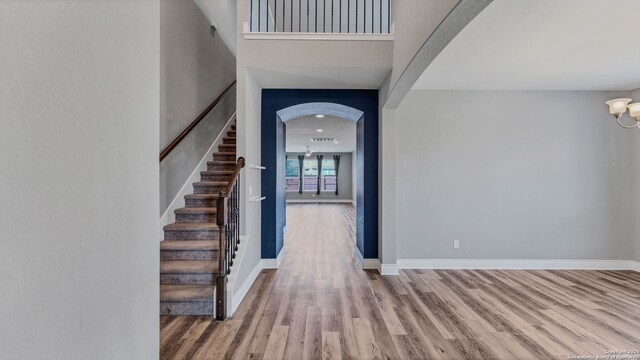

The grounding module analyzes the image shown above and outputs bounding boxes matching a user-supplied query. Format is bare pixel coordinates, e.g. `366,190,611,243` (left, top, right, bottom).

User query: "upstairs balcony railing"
248,0,391,34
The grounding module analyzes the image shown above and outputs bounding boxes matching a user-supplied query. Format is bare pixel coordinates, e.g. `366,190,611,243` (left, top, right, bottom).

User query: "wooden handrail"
159,81,236,162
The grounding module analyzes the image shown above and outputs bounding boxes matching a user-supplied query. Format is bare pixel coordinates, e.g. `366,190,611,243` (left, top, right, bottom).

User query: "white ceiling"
285,115,356,153
413,0,640,91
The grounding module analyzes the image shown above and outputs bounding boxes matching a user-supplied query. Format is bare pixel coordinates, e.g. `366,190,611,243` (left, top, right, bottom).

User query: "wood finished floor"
160,203,640,359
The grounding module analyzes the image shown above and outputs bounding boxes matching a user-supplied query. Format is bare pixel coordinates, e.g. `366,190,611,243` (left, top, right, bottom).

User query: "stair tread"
185,193,219,199
218,144,235,147
160,284,215,302
193,181,228,186
200,170,233,175
174,207,217,214
207,161,236,165
163,222,219,231
160,260,216,274
160,240,218,251
211,152,235,156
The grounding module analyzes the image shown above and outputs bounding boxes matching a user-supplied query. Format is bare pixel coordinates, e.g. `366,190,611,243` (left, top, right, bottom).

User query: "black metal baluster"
323,0,326,33
331,0,334,33
387,0,390,33
299,0,302,32
267,0,270,32
315,0,318,32
291,0,293,32
339,0,342,33
363,0,365,34
275,0,277,32
355,0,358,33
371,0,382,34
347,0,349,33
250,0,253,31
258,0,261,31
307,0,309,32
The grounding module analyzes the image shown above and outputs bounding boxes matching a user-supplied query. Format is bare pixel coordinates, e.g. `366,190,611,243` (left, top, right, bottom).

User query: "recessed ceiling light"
315,114,325,118
316,129,323,132
334,141,340,144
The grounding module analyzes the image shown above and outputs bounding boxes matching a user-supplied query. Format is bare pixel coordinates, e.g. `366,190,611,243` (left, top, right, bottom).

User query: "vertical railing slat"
249,0,390,34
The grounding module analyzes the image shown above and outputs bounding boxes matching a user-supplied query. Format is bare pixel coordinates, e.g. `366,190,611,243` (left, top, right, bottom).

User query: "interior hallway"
160,204,640,359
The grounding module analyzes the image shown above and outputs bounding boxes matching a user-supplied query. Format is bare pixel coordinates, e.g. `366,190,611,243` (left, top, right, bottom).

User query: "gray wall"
0,1,159,358
632,88,640,261
286,153,354,201
160,0,236,214
396,90,637,260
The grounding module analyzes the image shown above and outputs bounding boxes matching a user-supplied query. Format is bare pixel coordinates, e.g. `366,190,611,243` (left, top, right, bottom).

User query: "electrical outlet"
453,240,460,249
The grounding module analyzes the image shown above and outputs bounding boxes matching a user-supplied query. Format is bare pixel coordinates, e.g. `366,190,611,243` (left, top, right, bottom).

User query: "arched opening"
261,90,379,267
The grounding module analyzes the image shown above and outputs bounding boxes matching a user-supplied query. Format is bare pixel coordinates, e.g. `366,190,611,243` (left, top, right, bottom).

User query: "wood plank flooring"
161,203,640,359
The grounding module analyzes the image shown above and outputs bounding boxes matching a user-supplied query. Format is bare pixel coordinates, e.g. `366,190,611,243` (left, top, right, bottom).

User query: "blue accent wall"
261,89,379,259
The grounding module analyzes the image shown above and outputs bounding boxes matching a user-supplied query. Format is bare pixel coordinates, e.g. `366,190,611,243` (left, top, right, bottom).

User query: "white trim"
159,113,236,239
398,259,640,271
380,264,399,276
230,257,261,315
243,22,394,41
286,199,354,203
261,246,285,269
355,248,380,271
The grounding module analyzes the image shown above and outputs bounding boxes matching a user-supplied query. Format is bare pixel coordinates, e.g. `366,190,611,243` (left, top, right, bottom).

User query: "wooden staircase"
160,123,238,316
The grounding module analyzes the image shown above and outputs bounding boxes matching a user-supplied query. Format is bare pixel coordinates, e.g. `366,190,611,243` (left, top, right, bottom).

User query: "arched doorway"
261,89,379,265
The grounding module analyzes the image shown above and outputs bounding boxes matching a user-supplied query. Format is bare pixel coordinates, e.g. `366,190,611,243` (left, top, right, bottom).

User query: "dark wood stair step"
160,284,215,302
193,181,228,194
227,130,236,137
217,144,236,153
207,160,237,171
160,240,218,251
160,285,215,315
163,222,219,240
174,207,217,223
211,152,236,161
223,137,236,144
160,260,216,274
185,193,219,207
200,170,233,182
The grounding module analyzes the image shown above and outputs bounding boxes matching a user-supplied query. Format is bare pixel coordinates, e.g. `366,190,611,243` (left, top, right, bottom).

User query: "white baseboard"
380,264,400,275
354,248,380,271
261,246,285,269
159,113,236,240
397,259,640,271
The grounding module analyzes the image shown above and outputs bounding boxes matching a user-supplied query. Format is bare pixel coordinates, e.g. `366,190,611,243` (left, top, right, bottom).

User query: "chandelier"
606,98,640,129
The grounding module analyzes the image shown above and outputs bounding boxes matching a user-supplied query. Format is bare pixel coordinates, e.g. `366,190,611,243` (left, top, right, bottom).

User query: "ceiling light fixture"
606,98,640,129
315,114,325,118
316,129,323,132
305,146,313,157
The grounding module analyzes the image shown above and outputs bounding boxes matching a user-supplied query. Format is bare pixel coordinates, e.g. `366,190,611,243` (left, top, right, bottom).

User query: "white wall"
0,1,159,359
396,90,636,261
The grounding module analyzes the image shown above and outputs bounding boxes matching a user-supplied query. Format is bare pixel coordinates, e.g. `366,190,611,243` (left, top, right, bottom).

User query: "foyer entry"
261,89,379,265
